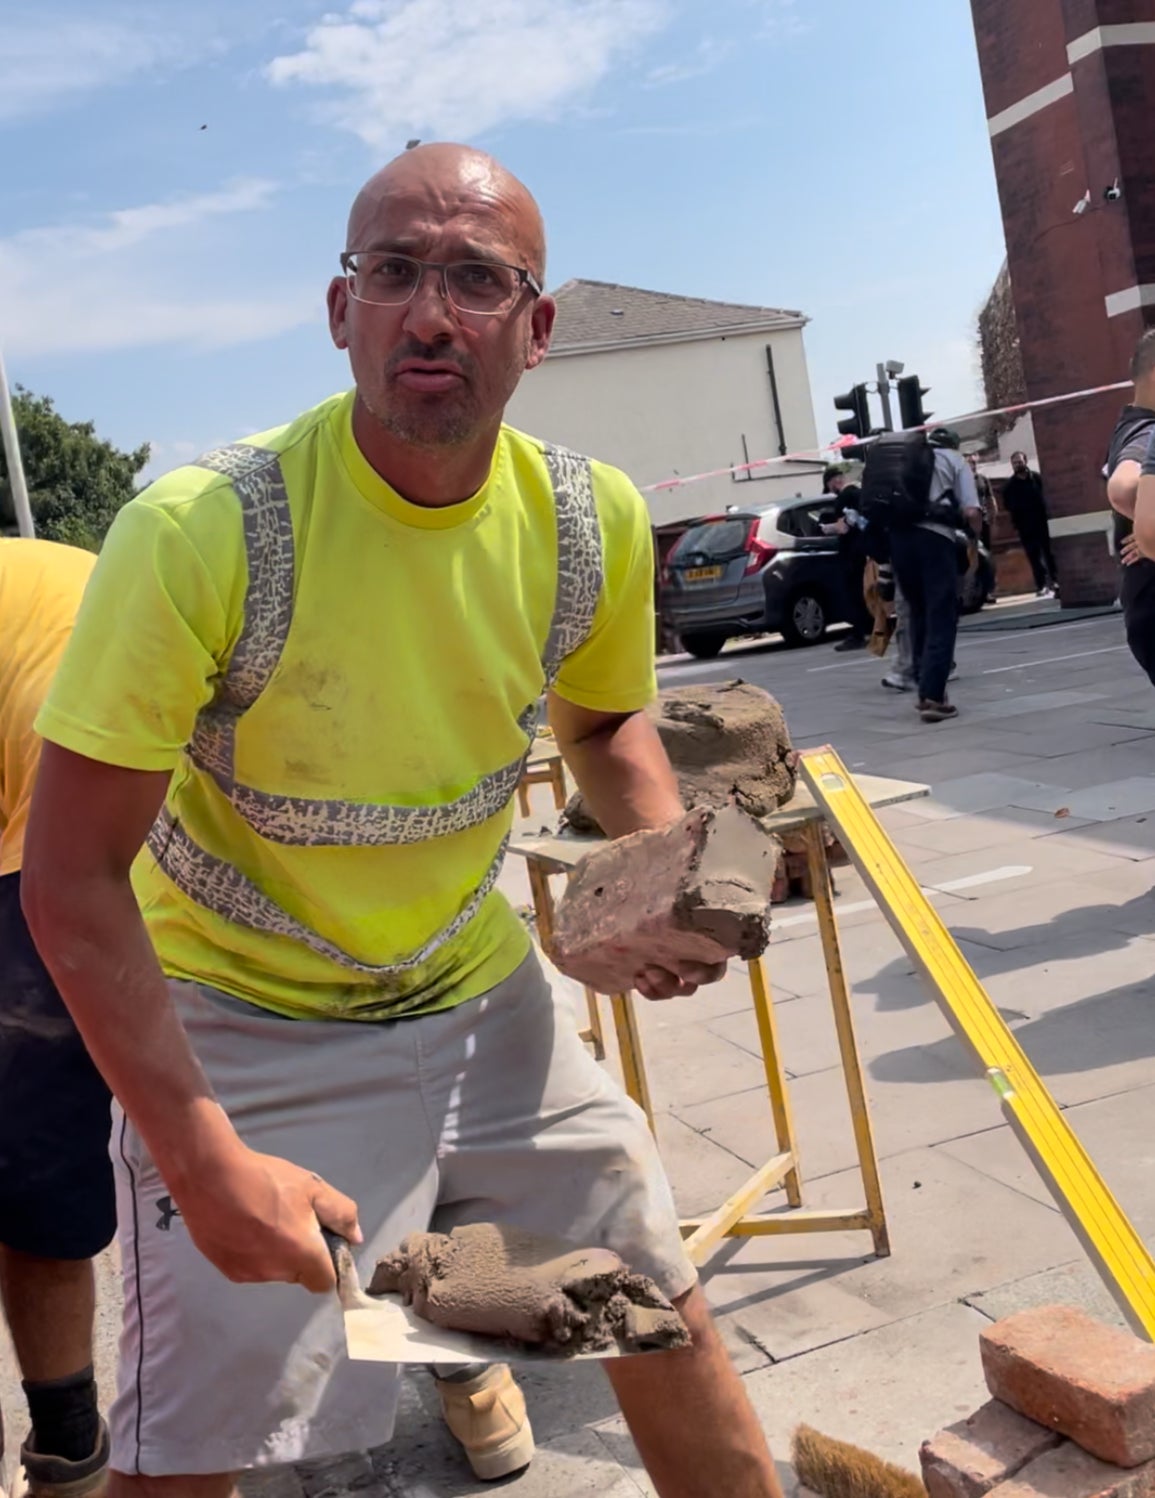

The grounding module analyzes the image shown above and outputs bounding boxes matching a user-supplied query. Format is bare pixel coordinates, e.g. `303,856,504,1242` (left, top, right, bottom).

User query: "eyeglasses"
340,251,542,316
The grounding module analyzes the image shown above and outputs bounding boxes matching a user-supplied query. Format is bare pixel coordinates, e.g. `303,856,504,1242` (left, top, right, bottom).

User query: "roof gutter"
547,316,808,358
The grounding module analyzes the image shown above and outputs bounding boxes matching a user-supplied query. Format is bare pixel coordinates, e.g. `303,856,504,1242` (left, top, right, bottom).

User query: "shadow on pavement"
870,977,1155,1086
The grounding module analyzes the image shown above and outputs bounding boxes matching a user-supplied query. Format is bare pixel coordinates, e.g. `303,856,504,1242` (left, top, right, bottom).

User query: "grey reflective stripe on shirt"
187,443,296,785
147,436,602,974
146,808,510,979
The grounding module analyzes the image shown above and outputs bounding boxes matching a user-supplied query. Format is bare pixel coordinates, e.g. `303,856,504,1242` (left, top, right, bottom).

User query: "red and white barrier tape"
639,377,1133,494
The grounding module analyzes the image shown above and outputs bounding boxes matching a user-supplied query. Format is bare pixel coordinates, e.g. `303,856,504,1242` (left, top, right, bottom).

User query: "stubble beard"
376,390,480,450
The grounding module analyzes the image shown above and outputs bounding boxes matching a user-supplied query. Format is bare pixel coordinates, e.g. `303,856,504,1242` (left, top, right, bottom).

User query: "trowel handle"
320,1226,366,1306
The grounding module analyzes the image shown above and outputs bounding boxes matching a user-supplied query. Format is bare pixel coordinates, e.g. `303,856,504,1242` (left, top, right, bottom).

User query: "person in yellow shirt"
23,145,783,1498
0,539,113,1498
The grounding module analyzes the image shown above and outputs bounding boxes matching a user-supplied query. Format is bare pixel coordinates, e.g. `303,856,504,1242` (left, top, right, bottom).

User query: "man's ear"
328,278,350,350
525,295,556,371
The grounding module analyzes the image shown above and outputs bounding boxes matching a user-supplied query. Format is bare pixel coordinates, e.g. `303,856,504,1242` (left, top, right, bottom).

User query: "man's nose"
401,267,458,342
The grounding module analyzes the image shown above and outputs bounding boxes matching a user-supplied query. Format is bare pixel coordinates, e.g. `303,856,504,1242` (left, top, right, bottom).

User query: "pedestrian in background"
967,454,998,604
819,465,874,652
1003,451,1059,598
871,428,981,722
1106,328,1155,686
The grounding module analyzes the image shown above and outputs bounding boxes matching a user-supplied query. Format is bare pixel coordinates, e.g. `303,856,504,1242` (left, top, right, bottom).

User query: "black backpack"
859,431,938,529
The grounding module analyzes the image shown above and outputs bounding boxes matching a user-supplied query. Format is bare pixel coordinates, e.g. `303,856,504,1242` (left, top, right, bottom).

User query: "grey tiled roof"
548,278,805,353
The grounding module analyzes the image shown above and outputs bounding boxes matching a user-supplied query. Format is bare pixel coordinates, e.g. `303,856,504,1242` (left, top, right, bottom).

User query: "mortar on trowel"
323,1224,691,1365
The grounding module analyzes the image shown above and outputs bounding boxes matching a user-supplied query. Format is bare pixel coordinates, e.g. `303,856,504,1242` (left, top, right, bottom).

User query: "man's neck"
1133,384,1155,414
351,397,502,508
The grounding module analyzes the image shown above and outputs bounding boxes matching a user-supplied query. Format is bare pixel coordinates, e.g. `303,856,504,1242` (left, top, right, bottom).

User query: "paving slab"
683,1301,991,1472
901,775,1064,820
1040,813,1155,862
940,1082,1155,1235
933,863,1155,951
1005,744,1155,789
671,1047,999,1180
709,987,955,1080
1018,778,1155,826
908,843,1128,897
965,1260,1129,1331
702,1144,1079,1331
893,811,1091,857
651,1109,769,1221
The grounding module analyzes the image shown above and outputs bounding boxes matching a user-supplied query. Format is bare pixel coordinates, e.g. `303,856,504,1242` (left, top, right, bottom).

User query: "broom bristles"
792,1424,926,1498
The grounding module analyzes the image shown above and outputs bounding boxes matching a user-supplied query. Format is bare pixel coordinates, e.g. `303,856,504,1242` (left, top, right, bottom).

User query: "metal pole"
0,344,34,537
875,362,895,433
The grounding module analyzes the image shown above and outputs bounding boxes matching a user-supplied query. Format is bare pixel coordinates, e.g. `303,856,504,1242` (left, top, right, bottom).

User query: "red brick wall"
970,0,1155,605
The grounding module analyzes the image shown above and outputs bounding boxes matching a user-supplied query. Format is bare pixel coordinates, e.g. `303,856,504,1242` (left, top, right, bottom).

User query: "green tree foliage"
0,387,150,550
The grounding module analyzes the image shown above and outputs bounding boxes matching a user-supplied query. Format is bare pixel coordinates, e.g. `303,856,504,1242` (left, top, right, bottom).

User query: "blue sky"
2,0,1006,482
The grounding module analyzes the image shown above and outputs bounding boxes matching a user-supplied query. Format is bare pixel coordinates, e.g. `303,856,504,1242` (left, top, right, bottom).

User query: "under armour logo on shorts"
156,1196,182,1231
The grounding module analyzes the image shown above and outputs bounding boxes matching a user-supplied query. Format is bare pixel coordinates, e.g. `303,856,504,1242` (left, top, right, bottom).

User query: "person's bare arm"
1108,460,1142,519
546,693,726,999
546,694,683,837
21,744,359,1290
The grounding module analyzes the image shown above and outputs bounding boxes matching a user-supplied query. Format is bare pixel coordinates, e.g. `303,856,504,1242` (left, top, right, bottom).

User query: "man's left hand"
634,960,729,1000
1122,534,1143,566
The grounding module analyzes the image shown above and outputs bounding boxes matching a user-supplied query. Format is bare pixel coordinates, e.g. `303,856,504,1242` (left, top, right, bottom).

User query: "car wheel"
680,630,728,659
781,591,827,647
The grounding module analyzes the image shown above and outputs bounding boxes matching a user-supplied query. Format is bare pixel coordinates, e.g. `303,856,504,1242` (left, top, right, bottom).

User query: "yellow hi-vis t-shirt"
0,539,96,876
37,391,657,1020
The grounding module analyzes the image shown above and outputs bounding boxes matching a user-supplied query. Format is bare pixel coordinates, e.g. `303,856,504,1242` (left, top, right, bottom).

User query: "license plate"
683,566,722,582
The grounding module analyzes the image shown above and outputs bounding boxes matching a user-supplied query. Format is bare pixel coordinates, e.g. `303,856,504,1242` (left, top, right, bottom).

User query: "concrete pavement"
5,611,1155,1497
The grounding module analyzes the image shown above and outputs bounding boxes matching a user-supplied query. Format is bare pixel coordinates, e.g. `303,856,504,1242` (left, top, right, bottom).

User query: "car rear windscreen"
671,518,751,559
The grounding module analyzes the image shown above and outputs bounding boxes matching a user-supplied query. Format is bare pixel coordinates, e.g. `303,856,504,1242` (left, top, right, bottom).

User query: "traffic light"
897,374,932,429
834,384,871,439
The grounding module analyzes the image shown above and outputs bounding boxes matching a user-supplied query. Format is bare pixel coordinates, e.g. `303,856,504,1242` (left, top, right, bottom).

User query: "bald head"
346,143,546,282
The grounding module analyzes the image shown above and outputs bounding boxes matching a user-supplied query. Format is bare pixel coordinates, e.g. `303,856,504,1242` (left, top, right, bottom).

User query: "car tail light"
743,522,777,574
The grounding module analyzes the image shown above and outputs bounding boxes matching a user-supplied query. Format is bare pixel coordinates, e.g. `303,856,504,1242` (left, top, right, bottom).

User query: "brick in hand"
981,1306,1155,1468
550,804,777,994
921,1399,1062,1498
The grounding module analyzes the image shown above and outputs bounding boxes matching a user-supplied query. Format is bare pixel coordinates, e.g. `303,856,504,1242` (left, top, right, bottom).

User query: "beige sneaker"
17,1421,109,1498
434,1364,535,1481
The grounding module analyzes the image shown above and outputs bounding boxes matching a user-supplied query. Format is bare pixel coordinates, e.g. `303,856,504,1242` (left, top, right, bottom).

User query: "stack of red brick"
921,1306,1155,1498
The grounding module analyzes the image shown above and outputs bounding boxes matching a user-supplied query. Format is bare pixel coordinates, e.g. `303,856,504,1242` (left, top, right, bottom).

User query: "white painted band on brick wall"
1068,22,1155,65
1105,284,1155,318
1046,510,1113,539
987,73,1073,137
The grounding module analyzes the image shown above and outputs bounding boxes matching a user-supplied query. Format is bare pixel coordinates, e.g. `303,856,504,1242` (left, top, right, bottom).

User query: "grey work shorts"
109,952,696,1476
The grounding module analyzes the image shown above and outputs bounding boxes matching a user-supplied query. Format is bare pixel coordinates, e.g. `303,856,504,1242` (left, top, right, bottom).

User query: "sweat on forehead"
346,143,546,277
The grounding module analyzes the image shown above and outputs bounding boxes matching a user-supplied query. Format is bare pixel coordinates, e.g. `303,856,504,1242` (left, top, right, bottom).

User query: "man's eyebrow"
351,236,514,263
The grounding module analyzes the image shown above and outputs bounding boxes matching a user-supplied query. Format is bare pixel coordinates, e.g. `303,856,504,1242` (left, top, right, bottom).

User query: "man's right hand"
175,1142,362,1293
1122,534,1143,567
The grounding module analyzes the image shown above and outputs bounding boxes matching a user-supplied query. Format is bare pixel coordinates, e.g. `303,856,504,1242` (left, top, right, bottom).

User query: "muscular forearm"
21,871,240,1193
1108,462,1141,519
551,707,683,838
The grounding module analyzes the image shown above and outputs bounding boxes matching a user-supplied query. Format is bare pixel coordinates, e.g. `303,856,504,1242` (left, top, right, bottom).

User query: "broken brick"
920,1399,1063,1498
987,1441,1155,1498
981,1306,1155,1468
551,804,777,994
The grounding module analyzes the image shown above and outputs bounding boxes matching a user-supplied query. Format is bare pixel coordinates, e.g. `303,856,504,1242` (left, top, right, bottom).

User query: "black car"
660,496,991,658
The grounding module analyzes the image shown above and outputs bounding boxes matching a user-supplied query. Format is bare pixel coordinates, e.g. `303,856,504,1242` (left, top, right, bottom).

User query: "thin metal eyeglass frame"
340,251,543,316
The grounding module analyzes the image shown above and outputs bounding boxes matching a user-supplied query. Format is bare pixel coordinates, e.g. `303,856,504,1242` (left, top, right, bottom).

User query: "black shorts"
0,870,115,1259
1121,559,1155,688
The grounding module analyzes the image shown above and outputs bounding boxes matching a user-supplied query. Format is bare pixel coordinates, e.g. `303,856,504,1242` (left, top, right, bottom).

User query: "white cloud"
266,0,669,148
0,181,318,358
0,9,184,120
646,36,734,88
